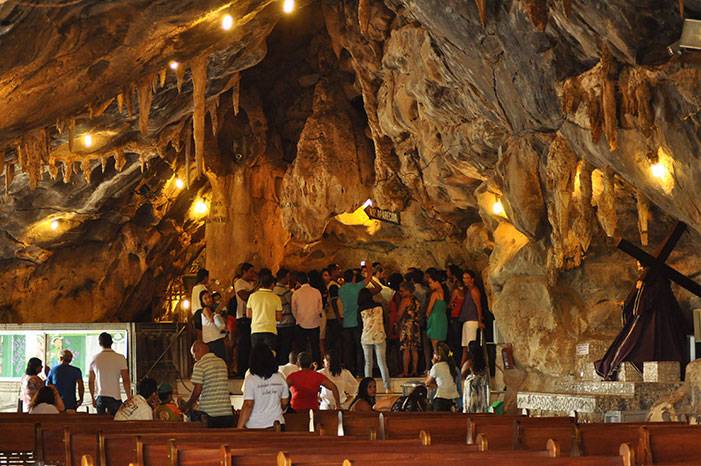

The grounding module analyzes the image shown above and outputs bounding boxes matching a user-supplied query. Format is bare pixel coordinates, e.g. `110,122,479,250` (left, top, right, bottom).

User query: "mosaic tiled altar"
517,379,682,422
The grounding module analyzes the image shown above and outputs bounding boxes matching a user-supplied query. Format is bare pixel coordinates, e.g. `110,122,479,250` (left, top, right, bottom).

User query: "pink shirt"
291,284,323,329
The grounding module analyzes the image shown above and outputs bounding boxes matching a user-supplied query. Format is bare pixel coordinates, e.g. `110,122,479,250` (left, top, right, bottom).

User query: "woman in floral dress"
398,281,421,377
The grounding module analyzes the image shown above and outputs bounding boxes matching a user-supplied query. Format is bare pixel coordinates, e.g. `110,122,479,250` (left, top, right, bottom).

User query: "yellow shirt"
247,288,282,334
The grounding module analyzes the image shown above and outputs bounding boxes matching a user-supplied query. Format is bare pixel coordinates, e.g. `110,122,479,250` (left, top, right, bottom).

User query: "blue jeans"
362,341,390,390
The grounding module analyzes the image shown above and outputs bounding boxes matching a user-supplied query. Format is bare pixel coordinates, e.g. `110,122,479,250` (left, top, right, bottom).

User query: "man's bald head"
190,340,209,361
60,349,73,364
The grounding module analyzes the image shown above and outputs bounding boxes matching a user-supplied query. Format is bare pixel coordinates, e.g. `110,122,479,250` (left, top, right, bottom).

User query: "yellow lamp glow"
175,178,185,189
50,220,59,231
492,199,506,217
282,0,295,14
182,299,191,310
194,200,209,215
82,134,93,148
650,162,667,179
221,14,234,30
169,60,179,70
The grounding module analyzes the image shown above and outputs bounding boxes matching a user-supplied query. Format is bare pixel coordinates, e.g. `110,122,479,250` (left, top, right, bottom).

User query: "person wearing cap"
154,383,183,421
47,349,84,412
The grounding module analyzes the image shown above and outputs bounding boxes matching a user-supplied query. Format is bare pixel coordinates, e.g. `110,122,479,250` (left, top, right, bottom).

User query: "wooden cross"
617,221,701,298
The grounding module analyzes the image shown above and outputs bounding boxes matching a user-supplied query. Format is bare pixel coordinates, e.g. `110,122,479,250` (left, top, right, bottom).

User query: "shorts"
461,320,479,347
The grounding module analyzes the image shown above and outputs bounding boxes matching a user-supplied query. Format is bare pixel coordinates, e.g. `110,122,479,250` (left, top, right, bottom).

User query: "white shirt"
235,278,256,319
318,368,358,410
191,283,208,315
429,361,459,400
291,284,323,329
243,372,288,429
278,363,299,380
201,310,226,343
89,348,128,400
114,394,153,421
29,403,59,414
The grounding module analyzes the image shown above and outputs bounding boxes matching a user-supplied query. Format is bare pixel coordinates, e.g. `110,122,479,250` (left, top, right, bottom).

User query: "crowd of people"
15,262,493,429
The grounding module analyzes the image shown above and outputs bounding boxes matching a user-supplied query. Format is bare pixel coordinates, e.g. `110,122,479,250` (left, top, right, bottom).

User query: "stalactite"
636,191,650,246
576,160,594,251
561,77,582,114
62,160,72,184
125,86,134,117
600,46,618,152
231,72,241,116
475,0,487,27
0,149,4,177
88,103,94,119
5,163,14,194
48,157,58,180
358,0,371,37
680,0,684,17
138,76,153,136
191,56,208,178
93,97,114,118
587,88,603,143
68,119,76,152
596,167,617,237
100,156,107,173
175,63,186,93
159,68,167,88
620,68,653,134
117,93,124,114
184,124,192,190
563,0,573,16
522,0,548,32
81,159,92,183
56,119,64,135
139,153,146,173
151,74,159,93
208,98,219,136
20,130,47,189
115,149,127,172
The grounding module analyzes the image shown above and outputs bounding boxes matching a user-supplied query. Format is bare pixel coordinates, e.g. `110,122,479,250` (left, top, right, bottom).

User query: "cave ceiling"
1,0,701,325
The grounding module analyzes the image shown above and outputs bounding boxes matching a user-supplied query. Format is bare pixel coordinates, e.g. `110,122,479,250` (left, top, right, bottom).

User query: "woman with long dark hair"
29,385,64,414
349,377,376,412
425,270,449,353
462,340,490,413
358,288,391,391
20,358,44,412
425,342,459,411
237,343,289,429
317,349,358,409
397,281,421,377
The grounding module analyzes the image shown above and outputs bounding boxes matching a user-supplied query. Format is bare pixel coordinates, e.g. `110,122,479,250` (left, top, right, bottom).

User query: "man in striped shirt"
179,341,233,427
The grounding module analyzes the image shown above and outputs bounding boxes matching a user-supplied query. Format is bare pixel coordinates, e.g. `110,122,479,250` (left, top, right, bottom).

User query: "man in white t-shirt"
89,332,130,415
114,377,159,421
278,351,300,380
235,263,257,376
191,268,209,316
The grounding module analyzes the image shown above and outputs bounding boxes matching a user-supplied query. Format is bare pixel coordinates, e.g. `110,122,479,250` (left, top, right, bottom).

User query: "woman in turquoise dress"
425,270,448,352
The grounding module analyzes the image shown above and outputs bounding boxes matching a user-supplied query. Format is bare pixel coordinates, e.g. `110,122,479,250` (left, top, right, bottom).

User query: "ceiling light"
175,178,184,189
169,60,179,70
221,14,234,30
82,134,93,148
362,198,373,209
50,220,59,231
283,0,295,14
194,200,209,215
492,199,506,217
182,299,190,310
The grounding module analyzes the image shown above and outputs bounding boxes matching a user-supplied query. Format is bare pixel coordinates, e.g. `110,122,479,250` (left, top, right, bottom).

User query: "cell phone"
360,260,366,267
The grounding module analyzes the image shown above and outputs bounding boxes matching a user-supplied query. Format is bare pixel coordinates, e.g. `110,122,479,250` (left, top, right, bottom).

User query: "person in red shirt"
285,352,340,411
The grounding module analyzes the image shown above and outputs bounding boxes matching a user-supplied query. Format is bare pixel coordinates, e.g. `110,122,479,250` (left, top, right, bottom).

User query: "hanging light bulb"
492,199,506,217
82,134,93,148
282,0,295,14
221,14,234,30
169,60,180,70
175,178,185,189
194,200,209,215
650,162,668,179
50,220,59,231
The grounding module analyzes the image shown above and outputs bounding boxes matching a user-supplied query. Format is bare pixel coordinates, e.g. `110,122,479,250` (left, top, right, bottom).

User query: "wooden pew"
637,424,701,464
570,422,683,458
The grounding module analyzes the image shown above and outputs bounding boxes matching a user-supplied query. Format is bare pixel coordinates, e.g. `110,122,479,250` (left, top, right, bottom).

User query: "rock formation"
1,0,701,400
